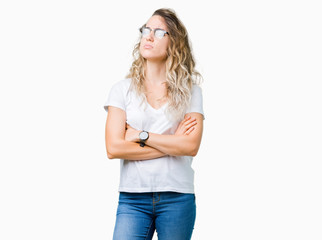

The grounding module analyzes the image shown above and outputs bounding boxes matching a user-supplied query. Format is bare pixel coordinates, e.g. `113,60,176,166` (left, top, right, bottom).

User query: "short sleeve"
103,80,127,112
186,85,205,120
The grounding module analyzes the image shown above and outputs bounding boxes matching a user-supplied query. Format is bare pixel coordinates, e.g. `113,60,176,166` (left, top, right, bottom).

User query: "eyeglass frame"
139,26,169,39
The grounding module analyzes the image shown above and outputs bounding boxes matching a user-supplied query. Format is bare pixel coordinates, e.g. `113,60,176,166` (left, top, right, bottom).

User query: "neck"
145,60,166,84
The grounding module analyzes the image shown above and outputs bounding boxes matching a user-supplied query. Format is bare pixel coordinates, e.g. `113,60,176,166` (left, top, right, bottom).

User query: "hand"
175,115,197,136
125,124,140,142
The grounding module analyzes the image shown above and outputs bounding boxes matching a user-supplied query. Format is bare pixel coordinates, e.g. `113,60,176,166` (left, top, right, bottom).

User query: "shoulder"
108,78,132,96
104,79,132,112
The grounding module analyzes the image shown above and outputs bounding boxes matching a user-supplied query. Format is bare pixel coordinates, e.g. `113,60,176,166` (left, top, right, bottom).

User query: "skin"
139,15,169,63
105,15,204,160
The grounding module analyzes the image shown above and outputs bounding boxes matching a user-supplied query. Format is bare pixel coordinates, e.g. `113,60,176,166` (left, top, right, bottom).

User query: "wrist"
136,131,141,142
139,130,149,147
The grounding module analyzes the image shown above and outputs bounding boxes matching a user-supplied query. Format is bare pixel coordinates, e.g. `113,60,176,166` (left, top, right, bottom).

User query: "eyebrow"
145,26,167,31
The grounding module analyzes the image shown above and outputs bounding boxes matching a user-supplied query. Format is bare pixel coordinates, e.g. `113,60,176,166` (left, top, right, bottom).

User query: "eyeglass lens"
141,27,167,39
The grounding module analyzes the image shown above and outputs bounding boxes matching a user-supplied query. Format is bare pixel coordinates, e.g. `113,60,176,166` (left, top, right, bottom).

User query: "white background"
0,0,321,239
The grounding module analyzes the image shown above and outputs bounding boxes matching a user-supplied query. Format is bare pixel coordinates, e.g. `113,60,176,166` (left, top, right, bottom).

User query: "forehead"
146,15,167,30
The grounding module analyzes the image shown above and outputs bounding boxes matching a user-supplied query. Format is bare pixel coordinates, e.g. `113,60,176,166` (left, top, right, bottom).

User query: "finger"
184,123,197,134
181,115,191,123
185,126,195,135
184,120,197,130
183,118,197,127
185,120,197,128
184,116,196,123
178,116,191,127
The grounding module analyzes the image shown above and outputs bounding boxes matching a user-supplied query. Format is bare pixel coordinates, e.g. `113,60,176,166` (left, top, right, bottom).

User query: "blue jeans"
113,192,196,240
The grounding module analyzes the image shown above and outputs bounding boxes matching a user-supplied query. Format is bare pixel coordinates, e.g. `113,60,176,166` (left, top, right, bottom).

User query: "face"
139,15,169,62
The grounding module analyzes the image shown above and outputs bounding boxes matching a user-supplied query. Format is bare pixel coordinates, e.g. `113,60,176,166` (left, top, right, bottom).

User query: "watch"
139,130,149,147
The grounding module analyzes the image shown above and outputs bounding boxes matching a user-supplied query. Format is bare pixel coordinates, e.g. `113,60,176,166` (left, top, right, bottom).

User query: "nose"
145,31,154,42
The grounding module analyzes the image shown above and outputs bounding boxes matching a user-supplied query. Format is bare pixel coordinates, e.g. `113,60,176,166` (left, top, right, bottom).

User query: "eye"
155,29,165,39
141,27,151,37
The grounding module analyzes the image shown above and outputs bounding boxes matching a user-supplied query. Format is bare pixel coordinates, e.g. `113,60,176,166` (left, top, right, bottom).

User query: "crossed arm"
105,106,203,160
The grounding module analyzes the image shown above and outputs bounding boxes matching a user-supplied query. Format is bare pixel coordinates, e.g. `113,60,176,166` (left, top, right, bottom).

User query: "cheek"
158,41,169,56
161,42,168,52
139,43,144,55
139,39,144,53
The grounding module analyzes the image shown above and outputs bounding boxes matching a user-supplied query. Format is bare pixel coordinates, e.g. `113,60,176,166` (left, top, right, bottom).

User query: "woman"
104,8,204,240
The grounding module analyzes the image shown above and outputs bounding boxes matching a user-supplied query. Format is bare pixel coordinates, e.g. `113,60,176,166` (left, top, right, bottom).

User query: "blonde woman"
104,8,204,240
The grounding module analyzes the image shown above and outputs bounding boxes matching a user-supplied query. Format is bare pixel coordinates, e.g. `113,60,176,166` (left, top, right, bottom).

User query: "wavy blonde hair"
126,8,203,121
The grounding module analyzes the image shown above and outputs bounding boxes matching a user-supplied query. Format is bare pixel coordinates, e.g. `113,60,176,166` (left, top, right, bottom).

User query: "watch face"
140,131,148,140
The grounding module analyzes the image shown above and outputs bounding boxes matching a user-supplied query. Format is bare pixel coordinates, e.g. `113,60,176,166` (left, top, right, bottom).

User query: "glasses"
139,26,169,39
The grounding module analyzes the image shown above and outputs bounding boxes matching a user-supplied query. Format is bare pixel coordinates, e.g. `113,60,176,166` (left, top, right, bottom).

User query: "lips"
144,44,153,49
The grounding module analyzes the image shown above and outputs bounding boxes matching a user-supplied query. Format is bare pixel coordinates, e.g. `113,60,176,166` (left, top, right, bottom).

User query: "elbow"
189,148,199,157
177,144,199,157
105,143,119,160
187,144,200,157
190,151,197,157
180,136,201,157
106,151,115,159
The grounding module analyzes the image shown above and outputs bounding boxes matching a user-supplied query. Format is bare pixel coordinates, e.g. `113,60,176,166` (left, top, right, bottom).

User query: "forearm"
126,113,203,157
106,139,167,160
145,133,199,157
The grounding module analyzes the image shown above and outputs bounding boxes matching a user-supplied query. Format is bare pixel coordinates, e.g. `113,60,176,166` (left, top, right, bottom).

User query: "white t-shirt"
104,78,204,193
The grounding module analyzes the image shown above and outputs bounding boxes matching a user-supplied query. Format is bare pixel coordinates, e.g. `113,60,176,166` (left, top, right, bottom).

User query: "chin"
141,53,167,62
140,49,167,61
